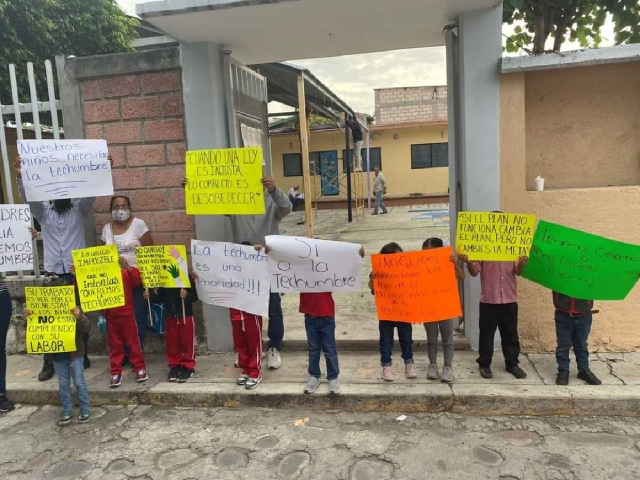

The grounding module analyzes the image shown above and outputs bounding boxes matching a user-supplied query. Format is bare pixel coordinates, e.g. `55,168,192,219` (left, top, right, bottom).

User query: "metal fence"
1,59,62,279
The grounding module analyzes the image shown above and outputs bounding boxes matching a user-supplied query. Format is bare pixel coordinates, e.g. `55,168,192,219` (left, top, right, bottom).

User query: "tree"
503,0,640,54
0,0,138,105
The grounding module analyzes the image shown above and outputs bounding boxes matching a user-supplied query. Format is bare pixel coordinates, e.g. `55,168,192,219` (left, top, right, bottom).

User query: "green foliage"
503,0,640,54
0,0,137,105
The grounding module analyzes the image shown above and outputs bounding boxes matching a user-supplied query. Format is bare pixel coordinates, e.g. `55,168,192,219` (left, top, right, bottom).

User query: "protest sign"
17,139,113,201
72,244,125,312
191,240,270,316
25,286,76,354
457,211,536,261
0,204,33,273
135,245,191,289
265,235,363,293
372,247,462,323
523,221,640,300
185,147,265,216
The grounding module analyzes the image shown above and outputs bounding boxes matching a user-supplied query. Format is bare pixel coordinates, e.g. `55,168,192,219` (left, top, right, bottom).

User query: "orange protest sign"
372,247,462,323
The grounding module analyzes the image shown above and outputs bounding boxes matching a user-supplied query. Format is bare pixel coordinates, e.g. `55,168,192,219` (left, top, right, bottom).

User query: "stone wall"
374,86,448,124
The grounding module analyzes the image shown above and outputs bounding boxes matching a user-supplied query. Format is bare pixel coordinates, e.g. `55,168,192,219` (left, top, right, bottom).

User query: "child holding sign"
369,242,416,382
422,238,465,382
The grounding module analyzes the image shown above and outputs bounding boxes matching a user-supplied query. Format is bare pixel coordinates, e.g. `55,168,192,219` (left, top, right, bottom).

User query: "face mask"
111,210,131,222
53,199,72,211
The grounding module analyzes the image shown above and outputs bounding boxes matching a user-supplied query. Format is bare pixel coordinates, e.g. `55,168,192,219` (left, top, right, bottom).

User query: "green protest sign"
522,221,640,300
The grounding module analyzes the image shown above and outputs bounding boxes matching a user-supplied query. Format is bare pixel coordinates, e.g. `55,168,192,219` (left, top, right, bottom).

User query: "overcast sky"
118,0,615,114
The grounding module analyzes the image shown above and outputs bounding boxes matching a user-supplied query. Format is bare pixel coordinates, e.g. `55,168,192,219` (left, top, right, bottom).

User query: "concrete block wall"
374,86,448,124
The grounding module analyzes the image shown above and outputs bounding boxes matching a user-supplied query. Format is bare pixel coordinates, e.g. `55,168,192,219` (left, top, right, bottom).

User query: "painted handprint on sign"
167,246,190,288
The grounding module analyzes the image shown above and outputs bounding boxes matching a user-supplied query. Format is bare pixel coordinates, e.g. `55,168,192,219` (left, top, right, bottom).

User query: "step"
278,335,471,352
7,351,640,417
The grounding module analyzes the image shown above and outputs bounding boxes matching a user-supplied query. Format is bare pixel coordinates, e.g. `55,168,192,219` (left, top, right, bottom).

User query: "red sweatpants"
107,314,146,375
231,315,262,379
166,316,197,370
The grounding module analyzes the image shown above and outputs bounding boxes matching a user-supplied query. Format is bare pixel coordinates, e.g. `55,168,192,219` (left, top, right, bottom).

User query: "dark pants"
477,302,520,369
379,321,413,366
55,273,90,360
267,292,284,350
555,311,592,372
305,315,339,380
0,292,11,394
132,286,149,350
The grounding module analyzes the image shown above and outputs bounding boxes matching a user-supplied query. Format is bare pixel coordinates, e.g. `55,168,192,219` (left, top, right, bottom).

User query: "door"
320,151,339,195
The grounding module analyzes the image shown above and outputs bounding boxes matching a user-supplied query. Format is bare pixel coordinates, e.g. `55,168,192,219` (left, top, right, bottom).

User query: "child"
230,243,264,390
369,242,416,381
301,246,365,395
104,257,148,387
459,252,528,380
553,291,601,386
24,281,91,426
421,238,465,383
145,275,199,383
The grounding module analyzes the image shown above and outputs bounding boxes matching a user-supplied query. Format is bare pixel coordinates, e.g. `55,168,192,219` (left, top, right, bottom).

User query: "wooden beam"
297,73,314,238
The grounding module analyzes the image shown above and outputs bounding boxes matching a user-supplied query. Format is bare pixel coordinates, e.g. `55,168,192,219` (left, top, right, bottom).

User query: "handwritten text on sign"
17,139,113,201
72,244,125,312
266,236,363,293
0,205,33,273
135,245,191,289
372,247,462,323
523,220,640,300
25,286,76,354
185,147,265,215
457,211,536,261
191,240,270,317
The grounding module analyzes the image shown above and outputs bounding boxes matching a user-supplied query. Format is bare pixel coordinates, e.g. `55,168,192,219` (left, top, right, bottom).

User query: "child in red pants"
105,258,148,388
230,308,263,390
146,275,198,383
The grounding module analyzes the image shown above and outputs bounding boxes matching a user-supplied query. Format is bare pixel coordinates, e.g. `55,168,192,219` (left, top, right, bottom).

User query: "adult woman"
101,196,154,350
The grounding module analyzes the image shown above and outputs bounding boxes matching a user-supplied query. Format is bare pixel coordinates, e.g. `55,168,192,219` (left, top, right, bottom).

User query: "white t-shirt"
288,188,299,198
101,218,150,266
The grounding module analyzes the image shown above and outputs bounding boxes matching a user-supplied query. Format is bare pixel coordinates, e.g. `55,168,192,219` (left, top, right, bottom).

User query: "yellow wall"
501,65,640,353
270,124,449,201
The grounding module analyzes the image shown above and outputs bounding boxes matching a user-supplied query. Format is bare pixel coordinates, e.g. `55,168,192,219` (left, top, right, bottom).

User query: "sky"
118,0,616,115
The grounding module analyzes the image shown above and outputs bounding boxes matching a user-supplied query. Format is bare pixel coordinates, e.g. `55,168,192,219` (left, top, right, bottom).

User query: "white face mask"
111,210,130,222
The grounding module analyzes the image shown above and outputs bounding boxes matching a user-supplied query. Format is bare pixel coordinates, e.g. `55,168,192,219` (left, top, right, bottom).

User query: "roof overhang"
136,0,499,64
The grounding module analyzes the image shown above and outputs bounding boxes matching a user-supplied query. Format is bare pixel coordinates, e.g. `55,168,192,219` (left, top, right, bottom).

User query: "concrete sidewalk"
7,350,640,417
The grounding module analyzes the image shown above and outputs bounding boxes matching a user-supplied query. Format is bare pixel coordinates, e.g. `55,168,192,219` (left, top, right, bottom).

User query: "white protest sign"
266,235,363,293
17,139,113,201
191,240,270,317
0,205,33,273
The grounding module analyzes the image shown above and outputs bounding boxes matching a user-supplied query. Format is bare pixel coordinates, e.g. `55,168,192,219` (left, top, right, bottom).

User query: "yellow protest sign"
72,244,125,312
135,245,191,288
457,211,536,261
25,286,77,354
185,147,266,215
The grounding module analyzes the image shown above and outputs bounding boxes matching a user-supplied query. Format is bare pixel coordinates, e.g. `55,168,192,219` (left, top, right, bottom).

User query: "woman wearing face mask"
101,196,154,352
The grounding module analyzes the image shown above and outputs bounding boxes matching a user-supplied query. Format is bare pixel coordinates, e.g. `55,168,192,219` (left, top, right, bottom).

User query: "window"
411,143,449,169
342,147,382,172
283,153,302,177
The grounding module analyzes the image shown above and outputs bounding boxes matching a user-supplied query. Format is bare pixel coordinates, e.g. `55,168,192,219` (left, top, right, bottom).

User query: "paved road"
1,405,639,479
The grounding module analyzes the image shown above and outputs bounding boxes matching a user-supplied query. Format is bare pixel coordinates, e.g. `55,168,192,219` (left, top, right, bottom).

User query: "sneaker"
479,367,493,379
556,370,569,386
267,348,282,370
38,360,55,382
381,211,388,215
577,369,602,385
506,365,528,379
236,374,249,386
328,379,340,395
58,411,73,426
78,410,91,424
83,356,91,370
0,394,15,413
136,370,149,383
304,377,320,394
177,368,193,383
168,366,181,382
382,365,394,382
427,363,439,380
405,363,417,379
110,374,122,388
441,365,454,383
245,377,262,390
